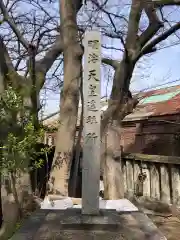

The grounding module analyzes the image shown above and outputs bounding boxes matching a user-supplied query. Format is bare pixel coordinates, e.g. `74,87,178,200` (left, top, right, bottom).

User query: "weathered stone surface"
11,209,166,240
82,30,101,215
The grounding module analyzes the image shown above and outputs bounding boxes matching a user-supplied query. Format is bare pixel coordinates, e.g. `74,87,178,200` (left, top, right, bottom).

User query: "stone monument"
82,30,101,215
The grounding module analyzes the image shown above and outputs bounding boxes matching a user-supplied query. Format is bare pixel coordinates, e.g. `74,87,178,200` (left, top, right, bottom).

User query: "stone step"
11,209,167,240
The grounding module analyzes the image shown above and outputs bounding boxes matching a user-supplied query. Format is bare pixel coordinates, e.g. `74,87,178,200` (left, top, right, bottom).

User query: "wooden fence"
122,153,180,205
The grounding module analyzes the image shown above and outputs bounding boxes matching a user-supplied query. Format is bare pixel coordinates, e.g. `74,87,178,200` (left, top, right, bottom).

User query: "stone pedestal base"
11,209,166,240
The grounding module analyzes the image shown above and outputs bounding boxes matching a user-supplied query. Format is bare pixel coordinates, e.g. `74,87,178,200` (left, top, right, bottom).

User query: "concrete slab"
11,209,167,240
40,197,138,212
40,197,73,210
73,199,139,212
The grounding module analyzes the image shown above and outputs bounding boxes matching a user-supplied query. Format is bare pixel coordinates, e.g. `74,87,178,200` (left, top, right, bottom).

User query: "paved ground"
149,215,180,240
12,209,166,240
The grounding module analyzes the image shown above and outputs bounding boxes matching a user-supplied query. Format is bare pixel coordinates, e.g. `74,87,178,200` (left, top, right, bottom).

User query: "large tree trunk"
103,122,124,199
102,59,137,199
48,0,83,196
0,172,34,240
0,36,41,238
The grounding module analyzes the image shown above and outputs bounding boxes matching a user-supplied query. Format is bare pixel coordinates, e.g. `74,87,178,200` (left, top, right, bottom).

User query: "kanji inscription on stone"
82,31,101,215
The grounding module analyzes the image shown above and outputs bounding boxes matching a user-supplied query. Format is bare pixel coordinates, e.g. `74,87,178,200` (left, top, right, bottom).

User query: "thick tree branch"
139,22,180,57
139,0,163,47
125,0,143,55
102,58,119,69
0,36,25,92
0,37,16,74
0,0,29,49
101,97,138,134
36,35,63,77
0,37,8,92
154,0,180,7
106,0,142,107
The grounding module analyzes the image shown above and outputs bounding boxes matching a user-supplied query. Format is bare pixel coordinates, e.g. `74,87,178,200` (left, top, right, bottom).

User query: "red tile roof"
124,85,180,121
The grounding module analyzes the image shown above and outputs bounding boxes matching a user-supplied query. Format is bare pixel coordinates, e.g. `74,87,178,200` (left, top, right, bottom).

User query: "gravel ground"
149,215,180,240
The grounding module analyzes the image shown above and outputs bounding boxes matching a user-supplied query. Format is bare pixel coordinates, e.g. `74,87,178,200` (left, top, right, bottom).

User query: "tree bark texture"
103,122,124,199
102,57,137,199
0,172,34,240
48,0,83,196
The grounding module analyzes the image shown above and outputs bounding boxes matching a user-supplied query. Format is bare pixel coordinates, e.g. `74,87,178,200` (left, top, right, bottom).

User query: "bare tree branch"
102,58,119,69
140,21,180,57
35,0,84,88
91,0,126,48
0,0,83,76
0,36,25,91
0,36,16,74
36,35,63,75
154,0,180,7
0,0,29,49
139,0,163,47
125,0,143,58
0,36,8,91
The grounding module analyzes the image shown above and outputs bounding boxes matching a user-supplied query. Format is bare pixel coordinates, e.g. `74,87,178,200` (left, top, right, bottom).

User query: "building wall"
121,114,180,156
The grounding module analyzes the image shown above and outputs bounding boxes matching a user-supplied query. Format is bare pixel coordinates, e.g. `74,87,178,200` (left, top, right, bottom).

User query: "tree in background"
0,0,64,236
0,87,44,239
